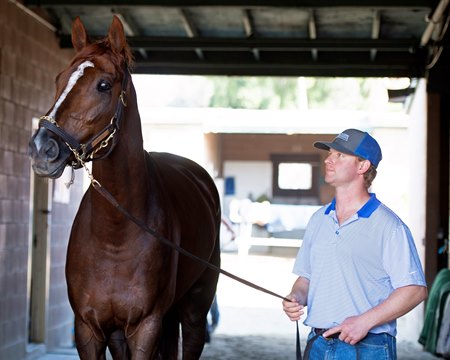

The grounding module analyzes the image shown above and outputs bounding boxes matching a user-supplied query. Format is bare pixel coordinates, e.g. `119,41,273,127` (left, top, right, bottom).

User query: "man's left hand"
322,316,370,345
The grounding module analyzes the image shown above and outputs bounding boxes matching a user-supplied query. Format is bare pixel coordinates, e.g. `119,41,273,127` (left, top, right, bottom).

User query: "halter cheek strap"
38,65,129,167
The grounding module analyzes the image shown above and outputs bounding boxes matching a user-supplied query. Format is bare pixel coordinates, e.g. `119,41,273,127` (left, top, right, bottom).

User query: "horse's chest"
68,251,163,325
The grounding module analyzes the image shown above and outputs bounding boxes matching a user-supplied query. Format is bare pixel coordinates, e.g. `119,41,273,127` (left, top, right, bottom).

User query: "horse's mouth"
31,158,69,179
29,127,74,179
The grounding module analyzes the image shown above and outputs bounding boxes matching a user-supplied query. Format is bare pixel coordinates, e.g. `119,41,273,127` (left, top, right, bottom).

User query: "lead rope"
297,322,302,360
72,155,304,359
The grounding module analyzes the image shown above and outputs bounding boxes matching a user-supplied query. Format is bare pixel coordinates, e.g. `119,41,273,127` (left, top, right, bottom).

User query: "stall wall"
0,1,81,358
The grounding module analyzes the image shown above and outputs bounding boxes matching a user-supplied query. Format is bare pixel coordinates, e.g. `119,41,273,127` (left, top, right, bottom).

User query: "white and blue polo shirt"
293,193,426,336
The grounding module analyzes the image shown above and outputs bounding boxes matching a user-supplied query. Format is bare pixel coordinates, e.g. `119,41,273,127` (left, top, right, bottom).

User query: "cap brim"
313,141,356,156
314,141,332,151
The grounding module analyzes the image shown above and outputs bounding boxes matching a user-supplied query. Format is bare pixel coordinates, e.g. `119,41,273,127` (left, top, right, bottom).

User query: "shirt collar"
324,193,380,218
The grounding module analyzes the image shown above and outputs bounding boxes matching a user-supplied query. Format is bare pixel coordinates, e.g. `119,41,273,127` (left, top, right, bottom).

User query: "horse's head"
29,16,133,178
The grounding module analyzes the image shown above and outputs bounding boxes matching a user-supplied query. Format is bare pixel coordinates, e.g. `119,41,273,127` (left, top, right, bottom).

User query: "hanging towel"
436,294,450,357
418,268,450,355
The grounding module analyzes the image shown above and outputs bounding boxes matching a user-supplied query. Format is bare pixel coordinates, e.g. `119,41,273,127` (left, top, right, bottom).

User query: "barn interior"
1,0,450,358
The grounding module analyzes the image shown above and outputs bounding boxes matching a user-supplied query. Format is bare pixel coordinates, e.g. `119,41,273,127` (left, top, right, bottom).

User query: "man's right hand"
282,294,305,321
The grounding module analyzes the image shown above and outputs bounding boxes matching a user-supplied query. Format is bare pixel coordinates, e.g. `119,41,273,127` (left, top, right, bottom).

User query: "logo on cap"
336,133,349,142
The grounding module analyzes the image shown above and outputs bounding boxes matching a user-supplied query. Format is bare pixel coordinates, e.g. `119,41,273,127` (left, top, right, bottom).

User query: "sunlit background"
124,75,427,345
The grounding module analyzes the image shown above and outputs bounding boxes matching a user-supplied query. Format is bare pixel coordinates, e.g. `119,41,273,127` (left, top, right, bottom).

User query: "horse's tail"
157,307,180,360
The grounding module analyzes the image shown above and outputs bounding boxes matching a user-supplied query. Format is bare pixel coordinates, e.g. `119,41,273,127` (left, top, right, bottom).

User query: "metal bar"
134,61,426,77
371,9,381,61
59,35,419,51
242,9,254,37
179,8,204,60
420,0,450,46
23,0,435,8
242,9,260,61
308,9,318,61
132,38,417,52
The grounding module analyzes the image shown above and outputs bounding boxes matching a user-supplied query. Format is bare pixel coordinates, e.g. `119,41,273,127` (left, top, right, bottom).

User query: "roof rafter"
179,8,205,60
370,9,381,61
242,9,260,61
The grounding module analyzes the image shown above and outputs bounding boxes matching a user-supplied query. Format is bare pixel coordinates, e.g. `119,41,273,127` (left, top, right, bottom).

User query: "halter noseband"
38,65,129,168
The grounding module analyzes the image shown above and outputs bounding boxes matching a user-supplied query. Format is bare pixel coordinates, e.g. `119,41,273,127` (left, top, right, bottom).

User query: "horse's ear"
71,16,89,52
108,15,127,55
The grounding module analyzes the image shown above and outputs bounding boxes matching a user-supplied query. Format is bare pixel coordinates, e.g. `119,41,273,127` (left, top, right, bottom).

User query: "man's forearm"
362,285,427,330
290,276,310,306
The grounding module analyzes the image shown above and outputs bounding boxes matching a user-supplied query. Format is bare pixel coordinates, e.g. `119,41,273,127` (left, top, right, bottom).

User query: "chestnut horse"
28,16,221,360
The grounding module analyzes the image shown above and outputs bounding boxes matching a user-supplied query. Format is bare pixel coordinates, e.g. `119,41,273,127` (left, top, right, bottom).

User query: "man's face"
324,148,362,187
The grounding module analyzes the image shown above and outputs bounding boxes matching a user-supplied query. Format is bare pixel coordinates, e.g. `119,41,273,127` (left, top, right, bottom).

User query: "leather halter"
38,64,129,168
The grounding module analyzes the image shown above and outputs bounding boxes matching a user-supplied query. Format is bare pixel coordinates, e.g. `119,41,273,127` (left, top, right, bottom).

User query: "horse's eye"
97,80,112,92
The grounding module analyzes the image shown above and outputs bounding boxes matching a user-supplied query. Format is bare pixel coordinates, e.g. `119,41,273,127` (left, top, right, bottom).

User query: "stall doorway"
28,129,52,345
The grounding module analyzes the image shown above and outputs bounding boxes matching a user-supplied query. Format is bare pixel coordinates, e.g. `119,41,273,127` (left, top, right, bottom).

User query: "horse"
28,16,221,360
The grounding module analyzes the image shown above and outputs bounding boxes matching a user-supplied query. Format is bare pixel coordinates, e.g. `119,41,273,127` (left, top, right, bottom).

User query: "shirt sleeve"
382,221,426,289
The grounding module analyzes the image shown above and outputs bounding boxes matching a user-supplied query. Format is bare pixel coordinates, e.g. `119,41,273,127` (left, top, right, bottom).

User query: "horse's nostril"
43,138,60,162
28,140,37,157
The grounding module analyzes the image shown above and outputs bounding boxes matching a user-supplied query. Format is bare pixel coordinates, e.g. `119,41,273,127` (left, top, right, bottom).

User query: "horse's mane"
71,37,134,74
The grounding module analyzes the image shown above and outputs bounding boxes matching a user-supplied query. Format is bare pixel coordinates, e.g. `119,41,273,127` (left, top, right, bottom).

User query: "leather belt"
314,328,340,339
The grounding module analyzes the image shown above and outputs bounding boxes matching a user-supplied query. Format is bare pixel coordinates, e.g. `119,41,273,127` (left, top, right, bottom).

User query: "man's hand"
323,316,370,345
282,295,305,322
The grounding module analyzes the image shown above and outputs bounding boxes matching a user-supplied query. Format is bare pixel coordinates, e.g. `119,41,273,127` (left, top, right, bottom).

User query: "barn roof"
24,1,450,78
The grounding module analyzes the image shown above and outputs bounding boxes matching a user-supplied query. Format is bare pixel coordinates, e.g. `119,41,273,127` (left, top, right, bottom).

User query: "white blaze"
49,60,95,119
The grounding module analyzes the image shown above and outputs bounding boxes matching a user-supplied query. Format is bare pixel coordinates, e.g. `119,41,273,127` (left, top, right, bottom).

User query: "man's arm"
324,284,427,344
282,276,310,321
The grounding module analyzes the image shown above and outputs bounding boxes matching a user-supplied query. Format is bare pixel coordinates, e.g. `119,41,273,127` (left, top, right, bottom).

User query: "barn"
1,0,450,358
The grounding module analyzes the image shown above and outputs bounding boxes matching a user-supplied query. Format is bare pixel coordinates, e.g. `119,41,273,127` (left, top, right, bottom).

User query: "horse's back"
146,151,221,294
146,151,220,220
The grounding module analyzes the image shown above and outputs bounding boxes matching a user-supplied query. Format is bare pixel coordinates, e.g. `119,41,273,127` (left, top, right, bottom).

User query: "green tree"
208,77,298,109
202,76,402,110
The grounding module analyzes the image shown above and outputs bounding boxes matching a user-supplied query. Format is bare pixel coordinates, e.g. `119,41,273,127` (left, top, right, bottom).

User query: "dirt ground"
202,335,437,360
39,250,438,360
200,249,437,360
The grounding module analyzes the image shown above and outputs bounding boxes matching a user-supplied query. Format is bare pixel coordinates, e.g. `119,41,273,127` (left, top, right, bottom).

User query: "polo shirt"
293,193,426,336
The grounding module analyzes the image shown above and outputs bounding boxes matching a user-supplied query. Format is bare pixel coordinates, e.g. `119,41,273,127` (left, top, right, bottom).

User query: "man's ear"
358,159,371,174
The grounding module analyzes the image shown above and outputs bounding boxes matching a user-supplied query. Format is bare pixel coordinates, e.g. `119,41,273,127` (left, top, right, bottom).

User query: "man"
282,129,427,359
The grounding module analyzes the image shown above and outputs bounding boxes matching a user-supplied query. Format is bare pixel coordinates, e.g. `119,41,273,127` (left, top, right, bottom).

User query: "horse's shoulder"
146,151,206,176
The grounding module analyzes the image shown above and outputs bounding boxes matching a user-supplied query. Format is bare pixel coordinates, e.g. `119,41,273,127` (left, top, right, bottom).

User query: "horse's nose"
41,138,60,162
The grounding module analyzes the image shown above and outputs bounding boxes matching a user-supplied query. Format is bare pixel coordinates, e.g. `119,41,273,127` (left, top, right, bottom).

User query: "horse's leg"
74,317,107,360
180,309,208,360
179,269,219,359
180,229,220,359
108,329,131,360
127,315,163,360
156,308,180,360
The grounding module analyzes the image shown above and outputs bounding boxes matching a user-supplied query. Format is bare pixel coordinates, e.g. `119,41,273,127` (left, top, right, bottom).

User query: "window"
278,163,312,190
271,153,320,200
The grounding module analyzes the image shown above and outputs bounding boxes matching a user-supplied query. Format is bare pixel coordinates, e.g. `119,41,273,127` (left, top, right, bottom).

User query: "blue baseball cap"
314,129,382,168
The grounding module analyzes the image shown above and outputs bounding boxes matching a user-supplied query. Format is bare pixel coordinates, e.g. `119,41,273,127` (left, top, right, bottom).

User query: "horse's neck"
91,102,150,220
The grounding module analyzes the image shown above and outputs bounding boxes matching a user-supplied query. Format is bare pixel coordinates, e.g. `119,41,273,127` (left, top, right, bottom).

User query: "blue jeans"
306,330,397,359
